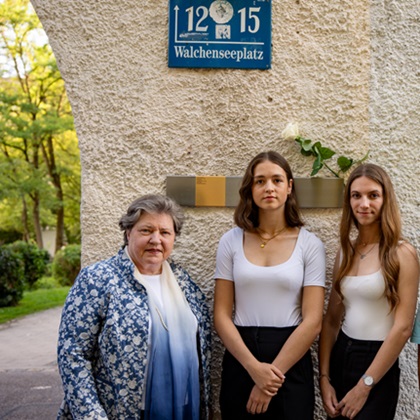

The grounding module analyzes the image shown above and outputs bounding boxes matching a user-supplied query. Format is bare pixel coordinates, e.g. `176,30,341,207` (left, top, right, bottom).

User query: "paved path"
0,307,64,419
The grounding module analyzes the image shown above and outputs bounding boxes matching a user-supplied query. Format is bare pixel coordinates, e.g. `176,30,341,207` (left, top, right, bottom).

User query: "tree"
0,0,80,252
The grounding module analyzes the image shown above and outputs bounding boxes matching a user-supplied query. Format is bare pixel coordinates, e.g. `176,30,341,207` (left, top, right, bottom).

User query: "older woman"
57,194,211,420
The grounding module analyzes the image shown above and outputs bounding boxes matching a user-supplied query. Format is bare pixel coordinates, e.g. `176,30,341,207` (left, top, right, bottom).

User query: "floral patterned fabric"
57,248,212,420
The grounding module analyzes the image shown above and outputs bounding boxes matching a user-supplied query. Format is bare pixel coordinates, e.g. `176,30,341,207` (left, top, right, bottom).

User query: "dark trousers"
220,326,314,420
328,330,400,420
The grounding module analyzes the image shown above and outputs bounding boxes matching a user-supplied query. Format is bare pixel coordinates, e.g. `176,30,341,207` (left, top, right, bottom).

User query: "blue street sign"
168,0,271,70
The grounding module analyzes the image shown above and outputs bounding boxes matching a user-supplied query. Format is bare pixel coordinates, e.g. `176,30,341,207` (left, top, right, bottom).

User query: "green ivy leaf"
288,125,368,178
296,138,313,154
312,142,322,157
300,149,313,157
311,156,323,176
317,145,336,160
337,156,353,173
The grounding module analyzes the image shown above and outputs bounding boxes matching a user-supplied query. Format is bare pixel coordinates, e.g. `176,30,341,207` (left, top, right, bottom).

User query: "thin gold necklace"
257,226,287,249
356,242,378,260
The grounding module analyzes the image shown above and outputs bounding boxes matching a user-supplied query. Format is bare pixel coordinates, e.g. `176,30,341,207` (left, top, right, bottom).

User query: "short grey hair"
119,194,184,246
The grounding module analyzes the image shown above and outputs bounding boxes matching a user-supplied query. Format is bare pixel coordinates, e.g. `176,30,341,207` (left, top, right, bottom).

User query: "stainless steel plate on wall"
166,176,344,208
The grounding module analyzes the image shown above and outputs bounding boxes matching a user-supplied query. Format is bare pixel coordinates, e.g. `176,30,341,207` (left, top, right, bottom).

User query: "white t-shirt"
142,274,164,308
214,227,326,327
341,270,394,341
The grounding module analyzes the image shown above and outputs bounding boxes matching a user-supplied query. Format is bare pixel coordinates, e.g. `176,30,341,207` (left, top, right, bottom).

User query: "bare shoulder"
397,240,419,264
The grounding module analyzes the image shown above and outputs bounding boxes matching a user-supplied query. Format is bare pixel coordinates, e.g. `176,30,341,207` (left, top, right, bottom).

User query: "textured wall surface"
31,0,419,418
369,2,420,418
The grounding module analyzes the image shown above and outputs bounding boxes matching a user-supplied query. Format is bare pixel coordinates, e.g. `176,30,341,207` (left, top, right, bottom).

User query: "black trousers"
328,330,400,420
220,326,315,420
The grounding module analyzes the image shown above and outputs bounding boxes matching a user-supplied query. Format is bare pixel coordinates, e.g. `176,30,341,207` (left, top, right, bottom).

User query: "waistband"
338,329,384,351
235,325,297,341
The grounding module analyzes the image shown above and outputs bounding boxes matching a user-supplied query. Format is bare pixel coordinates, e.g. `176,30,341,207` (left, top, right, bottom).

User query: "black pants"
220,326,314,420
328,330,400,420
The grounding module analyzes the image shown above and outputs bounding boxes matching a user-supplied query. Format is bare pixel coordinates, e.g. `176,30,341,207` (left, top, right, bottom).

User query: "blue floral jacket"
57,248,212,419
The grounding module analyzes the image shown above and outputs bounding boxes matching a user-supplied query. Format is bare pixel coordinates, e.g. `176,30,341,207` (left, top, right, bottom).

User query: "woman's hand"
336,381,370,419
320,378,340,418
247,361,285,395
246,385,273,414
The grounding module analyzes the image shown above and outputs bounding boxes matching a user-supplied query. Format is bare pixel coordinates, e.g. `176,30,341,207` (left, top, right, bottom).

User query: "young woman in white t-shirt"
319,163,419,419
214,151,326,419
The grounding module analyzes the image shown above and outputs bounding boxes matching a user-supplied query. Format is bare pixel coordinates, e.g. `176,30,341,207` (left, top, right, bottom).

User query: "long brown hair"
234,151,304,231
335,163,401,309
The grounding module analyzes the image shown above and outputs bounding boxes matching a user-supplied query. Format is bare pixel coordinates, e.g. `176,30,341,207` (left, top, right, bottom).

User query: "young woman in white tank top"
319,163,419,419
214,151,326,419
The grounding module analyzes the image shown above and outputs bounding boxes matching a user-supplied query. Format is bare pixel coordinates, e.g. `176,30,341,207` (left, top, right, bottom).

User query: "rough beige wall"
31,0,419,418
369,1,420,418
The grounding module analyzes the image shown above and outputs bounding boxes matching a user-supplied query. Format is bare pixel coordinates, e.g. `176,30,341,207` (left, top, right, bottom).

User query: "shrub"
0,229,21,246
0,246,25,307
52,244,81,286
32,275,61,290
7,241,51,289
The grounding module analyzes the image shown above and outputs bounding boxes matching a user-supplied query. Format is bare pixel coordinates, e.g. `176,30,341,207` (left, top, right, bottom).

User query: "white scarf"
133,260,200,419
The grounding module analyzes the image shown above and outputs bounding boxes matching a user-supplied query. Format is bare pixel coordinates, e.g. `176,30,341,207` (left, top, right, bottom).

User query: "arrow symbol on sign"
174,6,179,42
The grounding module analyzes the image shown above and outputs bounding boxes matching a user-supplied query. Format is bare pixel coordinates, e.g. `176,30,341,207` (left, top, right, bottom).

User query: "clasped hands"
320,378,370,419
246,362,285,415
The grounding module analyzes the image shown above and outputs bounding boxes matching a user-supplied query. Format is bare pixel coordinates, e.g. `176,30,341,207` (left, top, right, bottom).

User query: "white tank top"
341,270,394,340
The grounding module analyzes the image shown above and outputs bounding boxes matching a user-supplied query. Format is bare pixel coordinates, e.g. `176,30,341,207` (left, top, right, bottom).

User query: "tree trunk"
54,185,65,253
21,195,30,242
32,192,43,248
42,135,65,253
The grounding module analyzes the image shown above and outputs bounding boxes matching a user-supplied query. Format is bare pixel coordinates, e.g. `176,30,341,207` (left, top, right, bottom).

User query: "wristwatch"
362,374,375,387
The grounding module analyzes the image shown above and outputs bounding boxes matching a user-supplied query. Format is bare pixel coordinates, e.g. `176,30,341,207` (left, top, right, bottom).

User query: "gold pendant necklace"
257,226,287,249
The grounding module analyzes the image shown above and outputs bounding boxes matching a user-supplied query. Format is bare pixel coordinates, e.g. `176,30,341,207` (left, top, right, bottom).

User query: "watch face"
363,375,374,386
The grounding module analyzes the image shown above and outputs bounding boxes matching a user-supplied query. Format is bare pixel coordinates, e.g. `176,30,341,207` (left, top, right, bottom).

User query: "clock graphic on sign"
209,0,234,24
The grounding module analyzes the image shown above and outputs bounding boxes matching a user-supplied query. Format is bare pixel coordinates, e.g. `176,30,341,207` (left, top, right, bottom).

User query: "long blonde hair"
335,164,401,310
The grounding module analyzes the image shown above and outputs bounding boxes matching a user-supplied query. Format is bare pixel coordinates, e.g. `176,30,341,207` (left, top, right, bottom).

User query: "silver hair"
118,194,184,246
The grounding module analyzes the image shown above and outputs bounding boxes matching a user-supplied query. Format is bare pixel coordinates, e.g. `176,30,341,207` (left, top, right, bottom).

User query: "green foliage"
0,286,70,324
0,246,25,307
282,123,369,178
0,0,81,249
52,244,81,286
32,275,61,290
7,240,50,289
294,137,369,177
0,229,22,245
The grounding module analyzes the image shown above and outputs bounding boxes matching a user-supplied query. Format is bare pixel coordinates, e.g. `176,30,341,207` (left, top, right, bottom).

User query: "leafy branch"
281,123,369,178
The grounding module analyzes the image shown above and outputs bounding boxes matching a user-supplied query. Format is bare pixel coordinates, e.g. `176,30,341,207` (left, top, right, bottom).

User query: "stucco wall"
31,0,419,418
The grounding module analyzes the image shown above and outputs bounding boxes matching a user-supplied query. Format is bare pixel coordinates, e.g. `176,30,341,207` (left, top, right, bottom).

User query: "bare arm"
318,252,345,418
245,285,324,414
213,279,285,395
271,285,325,373
337,243,420,419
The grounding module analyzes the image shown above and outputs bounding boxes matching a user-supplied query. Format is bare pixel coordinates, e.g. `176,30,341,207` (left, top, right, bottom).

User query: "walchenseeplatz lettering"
173,45,265,63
